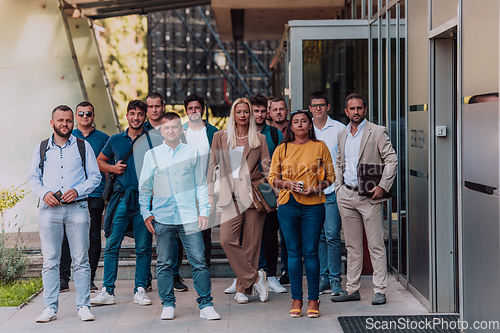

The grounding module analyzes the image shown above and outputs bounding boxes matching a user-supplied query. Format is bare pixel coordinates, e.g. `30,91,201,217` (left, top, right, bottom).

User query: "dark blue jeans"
278,195,325,301
154,222,213,309
103,198,152,294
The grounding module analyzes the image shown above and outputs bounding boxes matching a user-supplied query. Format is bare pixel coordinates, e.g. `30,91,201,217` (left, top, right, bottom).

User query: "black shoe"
173,276,188,292
279,273,290,286
372,292,386,305
60,280,70,293
146,279,153,293
331,290,361,302
90,281,98,292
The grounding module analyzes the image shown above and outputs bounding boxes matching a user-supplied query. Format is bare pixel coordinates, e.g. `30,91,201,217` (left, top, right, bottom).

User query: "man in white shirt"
182,95,219,268
309,91,346,297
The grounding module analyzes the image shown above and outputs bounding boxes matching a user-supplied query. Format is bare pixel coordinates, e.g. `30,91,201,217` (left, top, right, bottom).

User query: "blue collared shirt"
344,119,367,187
28,134,101,201
139,142,210,225
73,128,110,198
313,116,346,194
101,128,163,189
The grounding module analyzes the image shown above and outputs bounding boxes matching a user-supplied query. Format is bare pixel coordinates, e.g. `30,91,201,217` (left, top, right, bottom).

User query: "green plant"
0,278,43,307
0,185,29,233
0,235,29,284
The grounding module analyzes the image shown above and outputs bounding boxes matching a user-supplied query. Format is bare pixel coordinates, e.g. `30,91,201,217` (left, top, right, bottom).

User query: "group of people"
28,89,397,323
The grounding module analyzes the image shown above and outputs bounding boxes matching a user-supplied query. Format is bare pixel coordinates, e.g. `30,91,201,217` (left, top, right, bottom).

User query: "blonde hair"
227,98,261,149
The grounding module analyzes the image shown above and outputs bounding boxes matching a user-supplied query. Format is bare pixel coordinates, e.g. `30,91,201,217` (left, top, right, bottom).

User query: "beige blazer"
208,130,271,208
335,120,398,204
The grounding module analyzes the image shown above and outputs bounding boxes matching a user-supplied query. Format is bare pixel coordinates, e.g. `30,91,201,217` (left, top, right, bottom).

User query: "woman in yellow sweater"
269,110,334,318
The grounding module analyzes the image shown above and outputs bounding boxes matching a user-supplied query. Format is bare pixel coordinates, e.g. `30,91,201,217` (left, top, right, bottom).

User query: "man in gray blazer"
331,93,397,305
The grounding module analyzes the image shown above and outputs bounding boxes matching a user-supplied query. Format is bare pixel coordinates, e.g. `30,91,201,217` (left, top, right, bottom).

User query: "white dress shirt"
344,119,366,187
313,116,346,194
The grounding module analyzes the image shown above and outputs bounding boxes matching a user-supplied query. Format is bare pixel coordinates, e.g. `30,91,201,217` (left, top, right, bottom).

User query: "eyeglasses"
77,111,93,117
310,103,327,109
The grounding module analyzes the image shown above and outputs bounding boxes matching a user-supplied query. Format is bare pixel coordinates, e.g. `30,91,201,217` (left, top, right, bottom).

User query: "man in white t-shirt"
182,94,219,267
309,91,346,297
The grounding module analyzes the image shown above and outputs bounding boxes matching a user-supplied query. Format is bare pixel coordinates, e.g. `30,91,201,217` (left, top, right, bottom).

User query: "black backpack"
39,138,87,180
270,126,280,147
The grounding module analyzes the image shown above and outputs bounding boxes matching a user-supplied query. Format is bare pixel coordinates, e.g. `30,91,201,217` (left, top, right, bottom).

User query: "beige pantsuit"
335,120,398,295
208,131,271,294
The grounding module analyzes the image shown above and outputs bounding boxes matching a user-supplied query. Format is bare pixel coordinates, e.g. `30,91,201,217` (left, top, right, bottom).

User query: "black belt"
344,184,358,191
61,198,88,205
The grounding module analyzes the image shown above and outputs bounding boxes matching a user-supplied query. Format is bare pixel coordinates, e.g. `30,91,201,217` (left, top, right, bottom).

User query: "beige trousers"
336,185,387,295
220,199,266,295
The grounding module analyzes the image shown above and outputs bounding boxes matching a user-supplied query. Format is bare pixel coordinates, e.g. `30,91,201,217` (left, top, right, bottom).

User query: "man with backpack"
28,105,101,322
59,102,110,293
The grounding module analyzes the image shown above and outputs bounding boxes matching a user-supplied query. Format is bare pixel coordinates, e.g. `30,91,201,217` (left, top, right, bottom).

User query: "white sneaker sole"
224,289,236,294
269,287,287,293
235,299,249,304
200,313,221,320
36,316,56,323
134,300,152,306
91,299,115,306
78,315,95,322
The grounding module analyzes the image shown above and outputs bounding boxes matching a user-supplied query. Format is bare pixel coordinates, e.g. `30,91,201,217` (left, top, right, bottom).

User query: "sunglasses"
77,111,93,117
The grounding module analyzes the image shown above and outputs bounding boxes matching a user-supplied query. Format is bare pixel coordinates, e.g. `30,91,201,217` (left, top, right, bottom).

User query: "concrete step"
23,244,347,280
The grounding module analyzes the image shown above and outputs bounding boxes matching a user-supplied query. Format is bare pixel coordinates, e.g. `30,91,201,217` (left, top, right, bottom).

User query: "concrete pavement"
0,275,428,333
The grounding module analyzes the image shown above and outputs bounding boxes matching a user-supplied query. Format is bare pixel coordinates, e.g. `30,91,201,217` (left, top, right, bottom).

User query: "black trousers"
60,197,105,282
261,210,280,277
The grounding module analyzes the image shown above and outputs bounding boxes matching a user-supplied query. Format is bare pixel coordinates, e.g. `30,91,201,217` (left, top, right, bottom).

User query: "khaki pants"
336,185,387,295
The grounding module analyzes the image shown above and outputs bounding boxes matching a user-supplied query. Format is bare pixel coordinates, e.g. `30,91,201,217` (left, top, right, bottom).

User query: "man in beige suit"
331,93,397,305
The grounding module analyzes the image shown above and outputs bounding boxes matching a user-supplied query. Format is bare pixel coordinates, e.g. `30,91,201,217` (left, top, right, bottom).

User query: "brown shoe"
307,300,320,318
289,299,303,318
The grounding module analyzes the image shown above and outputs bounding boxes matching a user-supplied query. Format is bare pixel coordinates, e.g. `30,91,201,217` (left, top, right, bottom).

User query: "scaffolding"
148,6,278,117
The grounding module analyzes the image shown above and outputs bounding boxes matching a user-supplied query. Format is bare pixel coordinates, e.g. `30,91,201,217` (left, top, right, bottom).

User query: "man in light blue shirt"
309,91,346,297
28,105,101,323
139,112,220,321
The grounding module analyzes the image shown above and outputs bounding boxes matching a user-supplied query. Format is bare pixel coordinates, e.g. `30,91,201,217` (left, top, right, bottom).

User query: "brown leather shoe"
289,299,303,318
307,300,320,318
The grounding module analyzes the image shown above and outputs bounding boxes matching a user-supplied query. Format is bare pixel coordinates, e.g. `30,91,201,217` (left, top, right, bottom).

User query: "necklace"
237,135,248,140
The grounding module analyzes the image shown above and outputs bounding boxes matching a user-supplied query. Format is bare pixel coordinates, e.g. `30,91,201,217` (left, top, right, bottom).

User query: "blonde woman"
208,98,271,304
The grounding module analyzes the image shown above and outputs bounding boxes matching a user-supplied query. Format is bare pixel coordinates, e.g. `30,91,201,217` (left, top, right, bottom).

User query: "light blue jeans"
318,192,343,283
38,201,91,312
154,221,213,309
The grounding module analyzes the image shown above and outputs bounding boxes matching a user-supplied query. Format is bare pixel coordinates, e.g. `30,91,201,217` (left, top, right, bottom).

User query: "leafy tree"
95,15,148,128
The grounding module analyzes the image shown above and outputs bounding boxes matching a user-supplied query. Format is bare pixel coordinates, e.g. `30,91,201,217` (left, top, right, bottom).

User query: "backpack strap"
76,138,87,180
270,126,279,147
38,139,50,178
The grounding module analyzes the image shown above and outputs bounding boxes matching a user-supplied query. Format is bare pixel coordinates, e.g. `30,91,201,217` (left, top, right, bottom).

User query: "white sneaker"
252,270,268,302
78,306,95,321
134,287,152,305
234,292,249,304
91,287,116,306
35,307,57,323
199,306,221,320
267,276,287,293
225,278,237,294
161,306,175,320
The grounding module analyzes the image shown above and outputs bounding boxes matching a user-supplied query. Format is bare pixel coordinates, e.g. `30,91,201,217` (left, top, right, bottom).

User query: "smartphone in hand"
54,190,63,203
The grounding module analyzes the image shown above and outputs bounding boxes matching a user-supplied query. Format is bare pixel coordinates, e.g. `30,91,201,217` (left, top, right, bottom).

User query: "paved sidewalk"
0,276,428,333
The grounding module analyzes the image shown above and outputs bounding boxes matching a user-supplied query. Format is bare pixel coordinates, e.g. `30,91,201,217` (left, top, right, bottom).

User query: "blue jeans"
38,201,91,311
278,195,325,301
103,198,152,294
154,221,213,309
318,192,343,283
